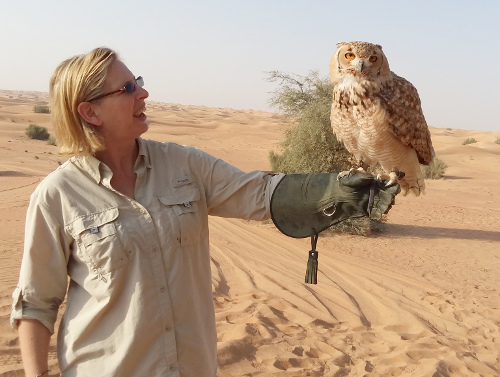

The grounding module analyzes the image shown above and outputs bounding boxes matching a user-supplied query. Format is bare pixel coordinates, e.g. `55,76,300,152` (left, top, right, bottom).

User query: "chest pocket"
66,207,129,274
159,186,202,247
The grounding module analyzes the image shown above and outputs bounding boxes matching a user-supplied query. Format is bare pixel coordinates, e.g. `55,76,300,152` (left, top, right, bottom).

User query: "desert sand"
0,89,499,376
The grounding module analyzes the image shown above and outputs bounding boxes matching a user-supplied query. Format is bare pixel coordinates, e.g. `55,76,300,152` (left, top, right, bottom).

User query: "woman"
11,47,398,377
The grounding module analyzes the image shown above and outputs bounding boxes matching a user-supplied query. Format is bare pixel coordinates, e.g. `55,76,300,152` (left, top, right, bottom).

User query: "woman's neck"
95,139,139,174
94,139,139,199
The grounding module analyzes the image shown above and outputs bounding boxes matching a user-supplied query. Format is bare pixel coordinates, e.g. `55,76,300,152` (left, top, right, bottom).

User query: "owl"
329,41,435,196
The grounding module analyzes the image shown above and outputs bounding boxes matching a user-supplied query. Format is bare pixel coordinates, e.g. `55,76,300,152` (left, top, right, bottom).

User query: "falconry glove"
270,171,400,283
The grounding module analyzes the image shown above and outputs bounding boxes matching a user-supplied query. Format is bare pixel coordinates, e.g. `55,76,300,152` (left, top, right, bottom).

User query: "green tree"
266,70,352,174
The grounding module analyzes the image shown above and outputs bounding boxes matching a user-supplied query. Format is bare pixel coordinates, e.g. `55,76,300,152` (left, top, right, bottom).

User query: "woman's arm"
18,319,51,376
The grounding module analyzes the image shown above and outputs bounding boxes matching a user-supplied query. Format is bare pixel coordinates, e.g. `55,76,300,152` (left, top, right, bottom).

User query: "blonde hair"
49,47,118,156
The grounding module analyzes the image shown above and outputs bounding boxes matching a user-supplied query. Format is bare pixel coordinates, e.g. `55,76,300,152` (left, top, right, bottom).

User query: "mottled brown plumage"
330,41,435,196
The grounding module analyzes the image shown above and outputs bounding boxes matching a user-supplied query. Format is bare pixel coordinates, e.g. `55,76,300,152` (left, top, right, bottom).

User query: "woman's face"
94,59,149,145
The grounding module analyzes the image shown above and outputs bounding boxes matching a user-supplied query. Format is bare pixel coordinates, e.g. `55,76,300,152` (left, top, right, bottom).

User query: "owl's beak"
358,60,365,72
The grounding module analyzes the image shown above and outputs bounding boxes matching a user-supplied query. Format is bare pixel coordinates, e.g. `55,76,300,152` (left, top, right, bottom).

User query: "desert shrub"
327,216,387,236
266,70,381,235
47,135,57,146
421,156,448,179
462,137,477,145
26,124,50,140
495,138,500,145
33,105,50,114
266,70,352,173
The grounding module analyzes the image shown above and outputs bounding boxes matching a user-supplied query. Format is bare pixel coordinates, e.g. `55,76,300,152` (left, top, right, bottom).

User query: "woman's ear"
77,102,103,127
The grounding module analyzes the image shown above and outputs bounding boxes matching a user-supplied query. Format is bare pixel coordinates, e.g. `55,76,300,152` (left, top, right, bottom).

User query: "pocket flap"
159,186,201,206
66,207,119,236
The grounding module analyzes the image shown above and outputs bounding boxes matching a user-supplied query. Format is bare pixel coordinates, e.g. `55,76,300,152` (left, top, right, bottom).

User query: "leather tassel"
305,232,319,284
305,250,318,284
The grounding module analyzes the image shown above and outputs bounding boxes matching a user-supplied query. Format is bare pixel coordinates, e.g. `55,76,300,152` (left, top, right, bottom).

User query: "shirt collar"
72,154,102,184
73,138,152,184
135,137,152,170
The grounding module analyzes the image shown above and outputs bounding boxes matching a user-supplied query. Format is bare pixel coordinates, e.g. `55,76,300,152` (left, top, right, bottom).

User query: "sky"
1,0,499,132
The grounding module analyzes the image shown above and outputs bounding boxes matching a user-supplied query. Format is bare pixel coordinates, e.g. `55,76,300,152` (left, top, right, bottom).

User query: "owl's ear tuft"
376,44,383,50
337,42,346,48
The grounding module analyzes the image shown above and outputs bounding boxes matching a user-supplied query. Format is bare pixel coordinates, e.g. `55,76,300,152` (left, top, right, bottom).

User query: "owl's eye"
369,55,378,63
345,52,355,60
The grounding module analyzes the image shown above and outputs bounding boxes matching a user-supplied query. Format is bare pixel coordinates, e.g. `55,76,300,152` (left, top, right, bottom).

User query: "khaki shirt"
11,138,282,377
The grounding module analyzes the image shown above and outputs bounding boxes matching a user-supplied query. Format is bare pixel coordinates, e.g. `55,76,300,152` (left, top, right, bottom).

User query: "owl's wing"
378,73,435,165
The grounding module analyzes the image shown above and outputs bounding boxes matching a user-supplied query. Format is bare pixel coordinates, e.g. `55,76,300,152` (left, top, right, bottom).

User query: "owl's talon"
385,171,401,187
337,168,357,180
385,179,398,187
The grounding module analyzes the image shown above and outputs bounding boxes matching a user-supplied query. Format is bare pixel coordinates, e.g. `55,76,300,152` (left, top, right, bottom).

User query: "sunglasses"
90,76,144,101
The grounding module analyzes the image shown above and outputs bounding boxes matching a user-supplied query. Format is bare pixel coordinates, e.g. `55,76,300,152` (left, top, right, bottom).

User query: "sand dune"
0,89,499,376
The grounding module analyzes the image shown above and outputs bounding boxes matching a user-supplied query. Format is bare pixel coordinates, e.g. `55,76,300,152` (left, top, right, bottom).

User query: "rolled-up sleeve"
10,192,69,334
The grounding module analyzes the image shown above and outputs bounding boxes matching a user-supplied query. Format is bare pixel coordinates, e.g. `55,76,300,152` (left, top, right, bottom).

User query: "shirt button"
152,247,158,253
160,286,166,292
165,325,172,332
169,364,177,371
